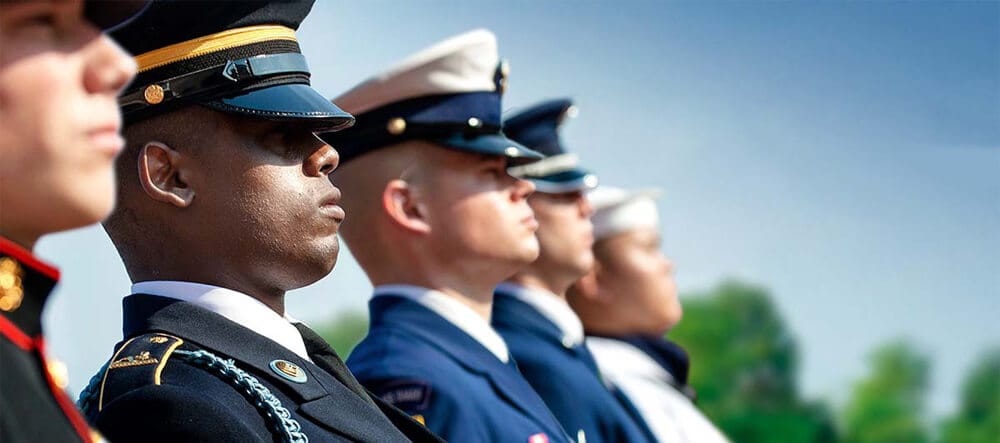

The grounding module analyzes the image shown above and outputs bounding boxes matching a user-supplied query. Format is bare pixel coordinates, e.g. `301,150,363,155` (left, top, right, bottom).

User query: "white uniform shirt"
587,336,730,443
373,284,510,363
131,280,313,362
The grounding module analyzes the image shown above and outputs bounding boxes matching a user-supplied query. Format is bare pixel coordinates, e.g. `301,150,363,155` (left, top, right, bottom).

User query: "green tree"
841,340,930,443
939,347,1000,443
669,280,838,443
314,310,369,356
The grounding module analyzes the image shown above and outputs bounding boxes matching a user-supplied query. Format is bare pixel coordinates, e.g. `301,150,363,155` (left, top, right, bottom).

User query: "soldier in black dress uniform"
75,1,442,442
0,1,143,442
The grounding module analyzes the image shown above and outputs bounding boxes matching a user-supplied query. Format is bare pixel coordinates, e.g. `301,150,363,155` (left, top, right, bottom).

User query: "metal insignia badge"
269,359,307,383
109,351,159,369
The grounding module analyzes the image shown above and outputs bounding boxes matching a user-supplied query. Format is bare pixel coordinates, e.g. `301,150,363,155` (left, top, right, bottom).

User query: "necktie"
293,322,377,406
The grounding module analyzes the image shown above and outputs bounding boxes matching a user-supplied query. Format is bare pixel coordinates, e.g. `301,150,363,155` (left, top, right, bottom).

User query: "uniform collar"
586,335,696,400
0,236,60,337
495,282,584,347
373,284,509,363
131,280,312,362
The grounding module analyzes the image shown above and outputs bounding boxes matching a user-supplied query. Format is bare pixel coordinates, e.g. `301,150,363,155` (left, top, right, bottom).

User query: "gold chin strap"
134,25,298,73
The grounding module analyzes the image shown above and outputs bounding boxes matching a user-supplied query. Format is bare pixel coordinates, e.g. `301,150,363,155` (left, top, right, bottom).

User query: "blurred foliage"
841,340,931,443
314,310,369,357
938,348,1000,443
313,281,998,443
669,280,838,443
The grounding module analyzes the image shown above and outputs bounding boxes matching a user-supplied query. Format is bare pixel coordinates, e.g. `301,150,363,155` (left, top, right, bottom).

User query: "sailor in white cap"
568,186,730,443
323,30,572,443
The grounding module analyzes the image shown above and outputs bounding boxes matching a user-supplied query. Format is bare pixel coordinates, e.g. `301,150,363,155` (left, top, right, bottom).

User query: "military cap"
588,186,663,241
84,0,149,29
110,0,352,130
320,29,541,164
504,99,599,193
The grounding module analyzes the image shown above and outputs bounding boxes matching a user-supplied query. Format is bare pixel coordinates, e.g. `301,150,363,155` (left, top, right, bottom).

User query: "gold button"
467,117,482,128
47,358,69,390
0,257,24,312
386,117,407,135
143,84,165,105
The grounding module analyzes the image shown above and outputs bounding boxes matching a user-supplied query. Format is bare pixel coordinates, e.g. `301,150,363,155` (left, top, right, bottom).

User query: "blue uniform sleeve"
368,377,490,442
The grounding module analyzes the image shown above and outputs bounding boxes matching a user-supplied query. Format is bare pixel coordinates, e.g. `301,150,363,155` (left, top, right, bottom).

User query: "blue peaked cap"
503,98,598,193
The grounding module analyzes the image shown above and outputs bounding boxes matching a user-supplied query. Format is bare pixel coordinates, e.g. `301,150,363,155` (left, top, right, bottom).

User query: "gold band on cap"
135,25,298,73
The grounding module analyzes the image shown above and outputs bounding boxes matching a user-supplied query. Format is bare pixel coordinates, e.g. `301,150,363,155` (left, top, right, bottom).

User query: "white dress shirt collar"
496,282,585,347
131,280,312,362
373,284,510,363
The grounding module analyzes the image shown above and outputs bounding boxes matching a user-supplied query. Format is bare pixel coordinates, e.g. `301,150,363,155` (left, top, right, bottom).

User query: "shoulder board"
95,332,185,412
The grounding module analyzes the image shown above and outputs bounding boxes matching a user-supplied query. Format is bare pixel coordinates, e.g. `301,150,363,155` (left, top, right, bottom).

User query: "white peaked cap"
588,186,664,241
335,29,501,115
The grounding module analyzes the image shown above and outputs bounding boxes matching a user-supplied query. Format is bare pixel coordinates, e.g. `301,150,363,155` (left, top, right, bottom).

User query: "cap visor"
203,83,355,132
435,133,543,165
529,168,599,193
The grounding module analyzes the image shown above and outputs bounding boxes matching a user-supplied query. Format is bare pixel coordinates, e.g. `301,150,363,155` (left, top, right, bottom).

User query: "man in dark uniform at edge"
0,1,142,441
492,99,658,443
323,29,573,443
77,1,441,442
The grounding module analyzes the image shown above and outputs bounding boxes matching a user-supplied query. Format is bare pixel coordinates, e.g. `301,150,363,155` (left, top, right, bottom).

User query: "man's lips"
521,214,539,230
320,189,345,223
87,124,124,156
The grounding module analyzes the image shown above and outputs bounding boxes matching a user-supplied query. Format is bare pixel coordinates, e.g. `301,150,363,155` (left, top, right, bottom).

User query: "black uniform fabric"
86,294,442,443
0,238,92,443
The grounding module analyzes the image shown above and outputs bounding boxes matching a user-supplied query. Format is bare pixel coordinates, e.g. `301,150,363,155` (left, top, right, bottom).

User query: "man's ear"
382,179,430,234
137,142,194,207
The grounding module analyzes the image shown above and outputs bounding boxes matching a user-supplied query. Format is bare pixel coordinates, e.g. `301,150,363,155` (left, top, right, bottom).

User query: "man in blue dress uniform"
493,99,657,443
1,1,142,441
322,29,572,443
78,1,441,442
569,187,730,443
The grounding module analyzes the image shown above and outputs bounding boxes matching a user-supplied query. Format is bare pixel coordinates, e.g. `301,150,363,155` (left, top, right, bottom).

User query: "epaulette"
77,332,185,416
78,333,308,443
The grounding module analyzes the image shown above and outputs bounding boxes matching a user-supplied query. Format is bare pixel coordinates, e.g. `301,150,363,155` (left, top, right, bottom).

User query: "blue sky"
39,0,997,420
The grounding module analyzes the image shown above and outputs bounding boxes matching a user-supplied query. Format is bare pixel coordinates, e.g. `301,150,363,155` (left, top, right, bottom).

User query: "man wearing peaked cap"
78,1,441,442
492,100,658,443
324,30,574,442
1,1,142,442
568,187,731,443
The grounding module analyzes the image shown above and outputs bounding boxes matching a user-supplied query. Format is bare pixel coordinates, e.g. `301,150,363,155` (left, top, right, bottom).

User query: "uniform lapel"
294,322,375,404
493,292,601,375
123,294,407,443
373,295,563,434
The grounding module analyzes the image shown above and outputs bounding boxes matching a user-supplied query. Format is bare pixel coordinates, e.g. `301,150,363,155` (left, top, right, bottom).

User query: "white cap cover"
335,29,501,115
588,186,663,241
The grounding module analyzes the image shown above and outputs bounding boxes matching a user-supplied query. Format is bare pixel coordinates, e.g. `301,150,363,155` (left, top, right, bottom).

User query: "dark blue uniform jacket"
347,294,572,443
492,291,658,443
83,294,441,443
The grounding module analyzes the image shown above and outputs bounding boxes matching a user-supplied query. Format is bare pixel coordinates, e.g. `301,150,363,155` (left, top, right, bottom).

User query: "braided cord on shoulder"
77,359,111,415
173,349,309,443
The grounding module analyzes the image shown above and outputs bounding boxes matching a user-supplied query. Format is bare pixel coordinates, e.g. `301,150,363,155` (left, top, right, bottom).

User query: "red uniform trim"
36,340,94,443
0,236,61,280
0,314,33,350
